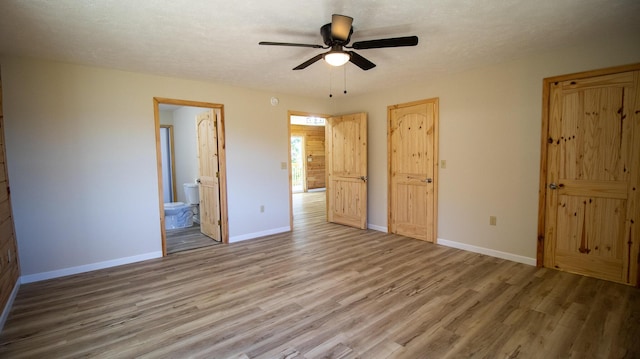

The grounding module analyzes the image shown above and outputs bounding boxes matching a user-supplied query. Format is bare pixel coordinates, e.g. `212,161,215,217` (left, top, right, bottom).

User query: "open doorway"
287,111,329,229
154,98,229,256
291,135,305,192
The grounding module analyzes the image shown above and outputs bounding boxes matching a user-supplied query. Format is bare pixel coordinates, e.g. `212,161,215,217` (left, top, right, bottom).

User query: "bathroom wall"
159,127,173,202
159,110,174,126
159,109,177,202
161,106,220,204
171,106,203,203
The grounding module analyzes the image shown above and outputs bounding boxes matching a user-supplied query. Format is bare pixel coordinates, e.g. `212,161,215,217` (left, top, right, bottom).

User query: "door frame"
154,97,229,255
387,98,439,242
536,63,640,268
287,110,330,229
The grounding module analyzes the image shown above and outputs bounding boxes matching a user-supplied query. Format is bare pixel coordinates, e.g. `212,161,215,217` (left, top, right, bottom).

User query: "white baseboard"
229,226,291,243
367,224,388,232
437,238,536,266
0,278,20,332
20,251,163,284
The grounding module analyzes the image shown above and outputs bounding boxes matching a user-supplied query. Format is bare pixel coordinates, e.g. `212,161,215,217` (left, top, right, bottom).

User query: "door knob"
425,178,433,183
549,183,558,190
196,178,202,184
360,176,368,182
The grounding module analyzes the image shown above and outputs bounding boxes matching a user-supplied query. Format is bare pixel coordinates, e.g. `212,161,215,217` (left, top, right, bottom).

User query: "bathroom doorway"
154,98,229,255
287,111,329,229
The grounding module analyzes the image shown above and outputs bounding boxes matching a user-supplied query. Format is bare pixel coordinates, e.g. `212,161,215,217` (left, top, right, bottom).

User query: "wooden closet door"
542,69,640,285
388,99,438,242
326,113,368,229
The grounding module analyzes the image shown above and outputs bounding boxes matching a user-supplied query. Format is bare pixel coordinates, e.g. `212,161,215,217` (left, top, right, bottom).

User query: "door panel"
197,110,221,241
394,183,429,237
543,69,640,285
326,113,367,229
388,99,438,242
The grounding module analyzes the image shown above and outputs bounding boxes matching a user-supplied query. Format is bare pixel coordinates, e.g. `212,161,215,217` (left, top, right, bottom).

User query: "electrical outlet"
260,205,265,213
489,216,497,226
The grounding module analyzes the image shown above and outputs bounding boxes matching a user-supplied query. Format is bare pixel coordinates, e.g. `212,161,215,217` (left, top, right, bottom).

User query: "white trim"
437,238,536,266
307,188,326,193
367,224,388,232
20,251,163,284
229,226,291,243
0,278,20,332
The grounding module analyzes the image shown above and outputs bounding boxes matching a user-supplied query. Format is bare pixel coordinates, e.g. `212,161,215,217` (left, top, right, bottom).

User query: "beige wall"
0,57,332,278
1,33,639,279
333,35,640,261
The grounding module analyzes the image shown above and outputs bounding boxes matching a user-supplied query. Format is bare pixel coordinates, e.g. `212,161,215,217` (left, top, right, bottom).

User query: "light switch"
441,160,447,169
281,162,287,170
489,216,497,226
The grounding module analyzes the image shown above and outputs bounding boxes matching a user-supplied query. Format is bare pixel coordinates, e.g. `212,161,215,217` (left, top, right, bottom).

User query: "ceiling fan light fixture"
324,51,350,67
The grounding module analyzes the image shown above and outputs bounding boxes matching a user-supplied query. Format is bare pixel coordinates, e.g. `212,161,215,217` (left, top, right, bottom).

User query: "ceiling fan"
259,14,419,71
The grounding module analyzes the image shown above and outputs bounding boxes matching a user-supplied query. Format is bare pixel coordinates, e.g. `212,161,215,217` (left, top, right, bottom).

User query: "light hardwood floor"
166,222,219,254
1,192,638,358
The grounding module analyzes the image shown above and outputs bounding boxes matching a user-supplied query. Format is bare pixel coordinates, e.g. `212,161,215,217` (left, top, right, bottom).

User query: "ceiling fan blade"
347,51,376,70
351,36,419,49
331,14,353,41
293,53,324,70
259,41,325,49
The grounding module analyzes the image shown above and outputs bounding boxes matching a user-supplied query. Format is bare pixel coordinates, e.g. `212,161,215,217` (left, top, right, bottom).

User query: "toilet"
183,183,200,224
164,183,200,229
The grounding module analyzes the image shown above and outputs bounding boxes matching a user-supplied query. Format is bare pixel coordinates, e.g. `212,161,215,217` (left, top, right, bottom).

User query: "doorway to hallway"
288,111,329,228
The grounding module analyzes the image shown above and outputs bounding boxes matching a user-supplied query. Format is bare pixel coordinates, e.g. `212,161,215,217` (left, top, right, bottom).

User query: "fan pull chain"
343,65,347,94
329,66,333,98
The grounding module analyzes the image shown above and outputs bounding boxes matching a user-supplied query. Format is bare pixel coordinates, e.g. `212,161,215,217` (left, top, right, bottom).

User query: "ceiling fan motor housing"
321,23,353,46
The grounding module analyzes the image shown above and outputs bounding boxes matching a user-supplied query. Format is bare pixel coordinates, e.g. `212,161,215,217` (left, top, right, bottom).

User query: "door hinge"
216,172,219,178
217,220,221,226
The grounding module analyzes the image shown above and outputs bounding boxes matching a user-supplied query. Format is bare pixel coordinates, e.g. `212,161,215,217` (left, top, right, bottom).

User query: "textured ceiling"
1,0,639,98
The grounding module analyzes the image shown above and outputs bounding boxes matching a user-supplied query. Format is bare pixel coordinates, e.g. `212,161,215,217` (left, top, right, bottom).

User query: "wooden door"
0,68,20,311
326,113,367,229
388,99,438,242
197,110,221,241
541,68,640,285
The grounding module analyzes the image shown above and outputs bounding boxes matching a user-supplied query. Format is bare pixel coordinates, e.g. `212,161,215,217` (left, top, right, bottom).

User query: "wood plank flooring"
166,222,219,254
1,192,639,358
